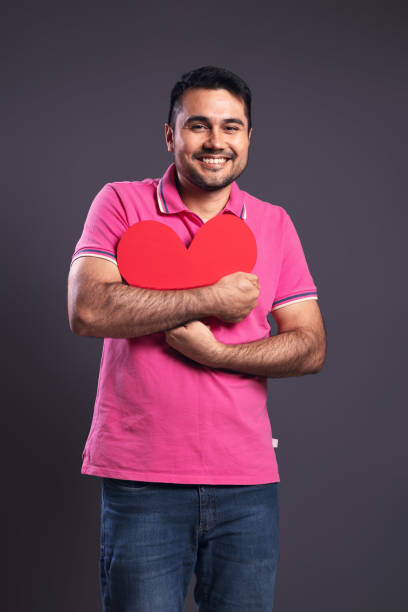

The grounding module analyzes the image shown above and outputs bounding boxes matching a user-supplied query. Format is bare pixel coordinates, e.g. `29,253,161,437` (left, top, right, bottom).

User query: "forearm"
212,328,326,378
77,282,216,338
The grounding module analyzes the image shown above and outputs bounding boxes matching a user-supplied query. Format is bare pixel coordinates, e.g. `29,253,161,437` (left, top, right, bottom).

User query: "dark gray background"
3,1,407,610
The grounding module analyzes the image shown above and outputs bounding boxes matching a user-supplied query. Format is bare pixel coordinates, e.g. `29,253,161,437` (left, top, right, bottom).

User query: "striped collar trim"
156,180,169,213
156,163,247,219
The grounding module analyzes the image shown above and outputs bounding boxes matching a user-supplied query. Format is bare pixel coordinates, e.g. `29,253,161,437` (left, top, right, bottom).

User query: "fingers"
248,276,259,290
245,272,259,285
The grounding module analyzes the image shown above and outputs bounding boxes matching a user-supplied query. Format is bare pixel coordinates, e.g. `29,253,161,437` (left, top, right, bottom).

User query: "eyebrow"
184,115,245,127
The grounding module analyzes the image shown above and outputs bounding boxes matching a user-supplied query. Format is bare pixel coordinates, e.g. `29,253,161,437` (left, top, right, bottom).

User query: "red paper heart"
117,214,257,289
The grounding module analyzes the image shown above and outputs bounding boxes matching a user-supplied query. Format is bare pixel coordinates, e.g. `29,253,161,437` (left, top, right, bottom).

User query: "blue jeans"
99,478,279,611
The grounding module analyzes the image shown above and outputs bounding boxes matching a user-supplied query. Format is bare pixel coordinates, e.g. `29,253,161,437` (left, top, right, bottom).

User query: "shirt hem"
81,463,280,485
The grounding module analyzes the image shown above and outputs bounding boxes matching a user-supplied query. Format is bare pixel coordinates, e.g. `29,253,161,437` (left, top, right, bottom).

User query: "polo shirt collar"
156,163,247,220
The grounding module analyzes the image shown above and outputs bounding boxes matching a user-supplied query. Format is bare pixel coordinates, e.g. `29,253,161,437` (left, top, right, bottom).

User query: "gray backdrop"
3,1,407,610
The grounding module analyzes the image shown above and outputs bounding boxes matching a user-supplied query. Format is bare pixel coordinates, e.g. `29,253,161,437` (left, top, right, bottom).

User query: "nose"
203,126,225,151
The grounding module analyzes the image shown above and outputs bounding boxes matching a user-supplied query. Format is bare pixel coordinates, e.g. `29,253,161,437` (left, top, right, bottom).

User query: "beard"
176,152,249,192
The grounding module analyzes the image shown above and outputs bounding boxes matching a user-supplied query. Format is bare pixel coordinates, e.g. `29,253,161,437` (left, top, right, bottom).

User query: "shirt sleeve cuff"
271,291,318,311
70,248,118,268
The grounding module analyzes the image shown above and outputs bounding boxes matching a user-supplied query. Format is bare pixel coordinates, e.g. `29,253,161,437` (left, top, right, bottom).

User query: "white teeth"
201,158,228,164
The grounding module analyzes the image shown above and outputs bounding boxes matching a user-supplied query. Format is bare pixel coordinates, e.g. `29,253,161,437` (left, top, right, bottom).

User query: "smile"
197,157,231,168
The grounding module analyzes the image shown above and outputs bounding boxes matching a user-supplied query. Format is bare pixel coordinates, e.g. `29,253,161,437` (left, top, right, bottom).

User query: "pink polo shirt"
71,163,318,484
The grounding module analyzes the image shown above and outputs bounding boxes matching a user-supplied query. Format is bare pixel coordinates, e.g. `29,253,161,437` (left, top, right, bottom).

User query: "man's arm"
67,257,259,338
214,300,326,377
165,300,326,377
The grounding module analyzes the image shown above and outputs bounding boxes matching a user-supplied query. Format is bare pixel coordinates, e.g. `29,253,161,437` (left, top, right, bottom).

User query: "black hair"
167,65,252,131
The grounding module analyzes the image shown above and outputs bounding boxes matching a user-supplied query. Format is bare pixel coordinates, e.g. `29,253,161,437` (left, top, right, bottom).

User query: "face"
165,88,252,191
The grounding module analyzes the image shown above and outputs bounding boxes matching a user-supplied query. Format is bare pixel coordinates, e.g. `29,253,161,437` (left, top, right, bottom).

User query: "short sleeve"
271,211,318,311
70,184,129,267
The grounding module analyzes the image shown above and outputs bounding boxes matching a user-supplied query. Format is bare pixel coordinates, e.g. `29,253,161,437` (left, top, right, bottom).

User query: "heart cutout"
117,214,257,289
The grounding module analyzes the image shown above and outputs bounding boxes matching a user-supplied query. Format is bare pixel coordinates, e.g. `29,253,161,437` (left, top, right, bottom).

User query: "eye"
191,124,206,130
225,126,239,132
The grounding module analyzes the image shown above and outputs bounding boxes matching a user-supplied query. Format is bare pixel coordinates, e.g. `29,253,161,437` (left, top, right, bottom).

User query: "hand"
211,271,260,323
164,320,222,367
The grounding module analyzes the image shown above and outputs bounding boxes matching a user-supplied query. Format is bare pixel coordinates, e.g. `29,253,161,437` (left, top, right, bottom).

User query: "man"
68,66,326,611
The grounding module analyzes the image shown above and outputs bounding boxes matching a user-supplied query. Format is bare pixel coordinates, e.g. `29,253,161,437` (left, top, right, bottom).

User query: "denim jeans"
99,478,279,611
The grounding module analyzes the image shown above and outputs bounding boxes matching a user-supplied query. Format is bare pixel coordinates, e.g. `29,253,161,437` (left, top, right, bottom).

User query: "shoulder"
240,188,290,226
93,176,161,224
104,176,160,199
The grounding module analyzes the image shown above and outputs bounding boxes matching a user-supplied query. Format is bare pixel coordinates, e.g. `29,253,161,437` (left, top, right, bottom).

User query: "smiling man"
164,87,252,227
168,87,251,190
68,66,326,612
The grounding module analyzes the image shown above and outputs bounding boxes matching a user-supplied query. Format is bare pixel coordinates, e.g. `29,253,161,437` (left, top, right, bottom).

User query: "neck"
175,170,232,222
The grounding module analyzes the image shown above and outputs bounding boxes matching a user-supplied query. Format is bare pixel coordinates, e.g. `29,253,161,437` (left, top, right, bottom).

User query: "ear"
248,127,253,142
165,123,174,153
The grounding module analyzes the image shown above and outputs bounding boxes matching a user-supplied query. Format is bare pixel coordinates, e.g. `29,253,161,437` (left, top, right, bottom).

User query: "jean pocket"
103,478,154,491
